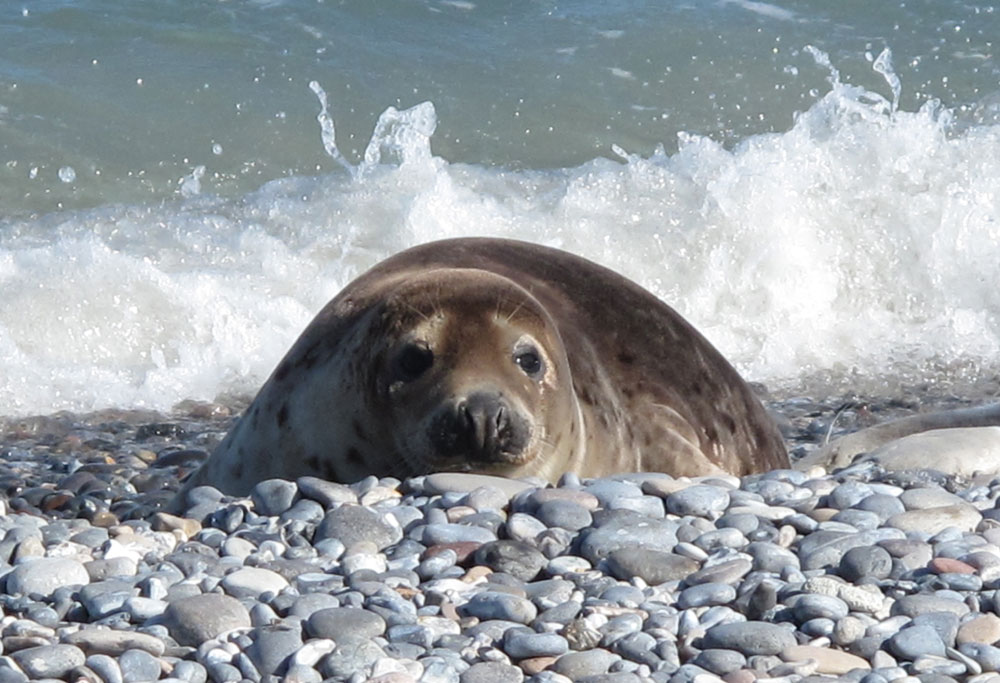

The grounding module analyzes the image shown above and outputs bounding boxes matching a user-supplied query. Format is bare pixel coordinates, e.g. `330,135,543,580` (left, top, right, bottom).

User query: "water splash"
309,81,437,180
872,47,902,113
308,80,356,177
179,165,206,198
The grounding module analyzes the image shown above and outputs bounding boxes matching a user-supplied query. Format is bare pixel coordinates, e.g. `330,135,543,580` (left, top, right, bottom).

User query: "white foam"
3,52,1000,416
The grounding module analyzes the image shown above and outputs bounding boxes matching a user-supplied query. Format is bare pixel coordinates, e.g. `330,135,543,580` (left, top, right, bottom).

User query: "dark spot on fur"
306,454,320,472
251,405,260,428
352,419,369,442
690,382,704,396
722,414,736,434
299,341,326,370
277,403,289,428
617,351,635,365
704,425,718,443
322,458,340,481
231,461,243,478
621,386,634,400
347,447,364,465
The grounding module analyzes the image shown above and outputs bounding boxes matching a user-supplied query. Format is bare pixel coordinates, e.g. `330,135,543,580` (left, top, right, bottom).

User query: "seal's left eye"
395,344,433,382
514,347,543,377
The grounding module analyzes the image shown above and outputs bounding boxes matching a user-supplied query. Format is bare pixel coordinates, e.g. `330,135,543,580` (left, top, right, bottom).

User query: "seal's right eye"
394,344,433,382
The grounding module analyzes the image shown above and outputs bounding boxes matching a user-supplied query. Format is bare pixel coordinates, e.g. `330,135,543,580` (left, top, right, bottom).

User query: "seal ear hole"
513,344,545,379
393,343,434,382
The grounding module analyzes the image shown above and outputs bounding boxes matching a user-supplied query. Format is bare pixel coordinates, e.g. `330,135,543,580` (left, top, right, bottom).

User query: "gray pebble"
535,500,593,531
419,522,497,545
460,592,537,624
161,594,251,647
665,485,730,517
890,623,946,660
474,540,547,582
793,593,849,622
306,607,386,642
9,644,85,679
692,648,747,676
6,557,90,596
502,627,569,658
315,504,402,550
605,548,697,585
677,583,736,609
701,621,796,655
461,661,524,683
839,544,893,581
86,654,124,683
553,648,621,678
119,648,161,683
250,478,299,516
246,623,304,676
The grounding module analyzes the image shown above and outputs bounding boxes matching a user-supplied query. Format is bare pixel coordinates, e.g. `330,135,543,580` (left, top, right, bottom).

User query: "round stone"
6,557,90,596
793,594,850,622
459,592,537,624
460,661,524,683
118,648,161,683
692,649,746,676
10,644,86,679
605,548,698,585
535,500,593,531
306,607,386,643
552,649,621,678
782,645,871,675
502,628,569,659
890,624,946,660
677,583,736,609
702,622,796,656
839,545,892,581
161,594,252,647
250,479,299,516
220,566,290,599
315,504,402,550
473,541,547,582
665,485,731,517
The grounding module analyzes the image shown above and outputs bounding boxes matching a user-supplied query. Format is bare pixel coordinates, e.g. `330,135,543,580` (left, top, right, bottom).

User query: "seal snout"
429,391,531,464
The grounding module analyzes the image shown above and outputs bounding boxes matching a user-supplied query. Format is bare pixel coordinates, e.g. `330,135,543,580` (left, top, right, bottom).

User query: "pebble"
605,548,698,584
9,405,1000,683
161,594,252,646
702,622,797,655
9,644,86,679
782,644,871,675
6,557,90,596
890,624,947,660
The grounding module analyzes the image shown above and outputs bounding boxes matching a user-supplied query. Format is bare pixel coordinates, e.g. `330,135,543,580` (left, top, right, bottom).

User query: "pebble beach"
0,390,999,683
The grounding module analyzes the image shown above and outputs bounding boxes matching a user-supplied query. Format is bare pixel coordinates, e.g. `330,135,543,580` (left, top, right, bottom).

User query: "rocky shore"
0,391,998,682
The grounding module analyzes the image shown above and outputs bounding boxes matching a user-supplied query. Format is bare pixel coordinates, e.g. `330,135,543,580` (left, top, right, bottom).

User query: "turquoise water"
1,1,999,415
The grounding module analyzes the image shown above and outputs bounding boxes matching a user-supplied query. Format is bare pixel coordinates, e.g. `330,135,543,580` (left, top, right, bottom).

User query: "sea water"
1,0,999,416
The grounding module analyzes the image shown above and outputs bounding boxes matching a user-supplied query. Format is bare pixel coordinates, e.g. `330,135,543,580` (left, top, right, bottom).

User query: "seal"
179,237,788,497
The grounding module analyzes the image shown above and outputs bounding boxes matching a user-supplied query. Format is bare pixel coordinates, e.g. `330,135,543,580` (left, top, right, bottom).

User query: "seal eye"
514,347,544,378
394,344,433,382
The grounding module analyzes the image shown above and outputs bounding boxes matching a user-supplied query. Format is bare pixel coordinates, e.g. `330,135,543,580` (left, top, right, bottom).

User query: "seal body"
182,237,788,496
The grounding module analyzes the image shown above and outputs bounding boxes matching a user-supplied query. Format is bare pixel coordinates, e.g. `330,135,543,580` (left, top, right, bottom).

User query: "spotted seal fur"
178,237,788,497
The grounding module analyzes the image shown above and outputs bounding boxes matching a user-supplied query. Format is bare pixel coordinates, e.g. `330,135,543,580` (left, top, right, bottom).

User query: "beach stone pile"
0,400,1000,682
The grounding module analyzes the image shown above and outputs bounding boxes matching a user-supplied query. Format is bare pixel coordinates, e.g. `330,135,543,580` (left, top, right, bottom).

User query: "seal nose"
430,391,530,463
460,393,508,452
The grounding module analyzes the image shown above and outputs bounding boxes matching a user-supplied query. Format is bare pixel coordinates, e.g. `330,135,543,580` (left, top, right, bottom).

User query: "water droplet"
212,143,223,155
58,166,76,183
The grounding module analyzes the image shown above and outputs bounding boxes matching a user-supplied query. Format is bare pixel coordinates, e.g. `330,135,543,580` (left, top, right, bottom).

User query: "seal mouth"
427,392,532,468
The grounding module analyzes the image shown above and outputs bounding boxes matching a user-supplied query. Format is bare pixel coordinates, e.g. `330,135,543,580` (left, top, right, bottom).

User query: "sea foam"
2,50,999,416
